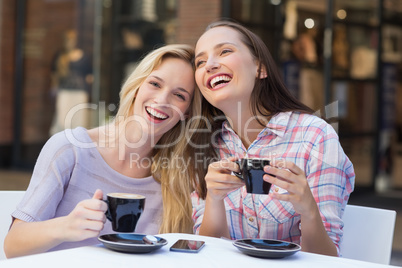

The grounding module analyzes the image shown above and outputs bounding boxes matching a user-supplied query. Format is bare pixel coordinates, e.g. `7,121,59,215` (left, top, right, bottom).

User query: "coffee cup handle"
103,199,112,222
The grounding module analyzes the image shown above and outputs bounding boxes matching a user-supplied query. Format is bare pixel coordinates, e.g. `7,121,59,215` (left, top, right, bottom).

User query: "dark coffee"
105,193,145,233
234,159,271,194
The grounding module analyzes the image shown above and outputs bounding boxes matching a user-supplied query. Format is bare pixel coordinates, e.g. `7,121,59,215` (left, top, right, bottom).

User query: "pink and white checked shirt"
192,111,355,253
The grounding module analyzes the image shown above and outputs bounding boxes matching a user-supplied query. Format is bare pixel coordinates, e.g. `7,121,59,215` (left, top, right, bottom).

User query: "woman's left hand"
263,160,317,216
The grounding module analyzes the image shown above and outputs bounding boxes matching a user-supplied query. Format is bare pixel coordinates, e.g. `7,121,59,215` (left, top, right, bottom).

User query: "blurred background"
0,0,401,265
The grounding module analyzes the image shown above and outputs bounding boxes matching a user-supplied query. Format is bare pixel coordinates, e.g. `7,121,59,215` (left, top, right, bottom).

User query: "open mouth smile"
207,74,232,89
145,106,169,120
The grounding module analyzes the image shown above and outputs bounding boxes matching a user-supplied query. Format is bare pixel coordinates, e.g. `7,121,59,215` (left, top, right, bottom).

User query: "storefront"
1,0,401,193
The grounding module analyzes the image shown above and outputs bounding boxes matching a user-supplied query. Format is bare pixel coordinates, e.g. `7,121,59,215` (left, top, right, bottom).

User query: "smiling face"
195,26,260,115
133,57,195,139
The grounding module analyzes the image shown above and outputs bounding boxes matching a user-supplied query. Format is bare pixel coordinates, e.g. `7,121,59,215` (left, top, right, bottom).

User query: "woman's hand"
60,189,107,242
263,160,317,215
205,157,244,201
263,160,338,256
200,157,243,238
4,189,108,258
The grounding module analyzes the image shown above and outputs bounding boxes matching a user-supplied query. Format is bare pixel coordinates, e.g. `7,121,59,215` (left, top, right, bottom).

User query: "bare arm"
299,206,338,256
199,195,230,238
199,158,244,239
4,190,107,258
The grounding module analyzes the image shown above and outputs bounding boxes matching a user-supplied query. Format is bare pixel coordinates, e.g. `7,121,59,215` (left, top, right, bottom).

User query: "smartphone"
170,239,205,253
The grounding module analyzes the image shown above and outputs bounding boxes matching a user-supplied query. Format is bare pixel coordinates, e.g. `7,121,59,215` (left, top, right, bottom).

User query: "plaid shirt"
192,111,355,253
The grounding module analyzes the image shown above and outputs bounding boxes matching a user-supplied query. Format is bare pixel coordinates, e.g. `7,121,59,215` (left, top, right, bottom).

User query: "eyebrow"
149,75,191,96
195,42,237,59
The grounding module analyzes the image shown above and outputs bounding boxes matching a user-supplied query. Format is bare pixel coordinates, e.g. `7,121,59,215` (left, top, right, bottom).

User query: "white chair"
0,191,25,260
340,204,397,265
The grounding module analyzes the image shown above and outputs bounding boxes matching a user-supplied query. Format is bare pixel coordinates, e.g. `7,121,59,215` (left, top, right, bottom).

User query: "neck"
97,123,160,178
116,122,157,161
224,106,267,149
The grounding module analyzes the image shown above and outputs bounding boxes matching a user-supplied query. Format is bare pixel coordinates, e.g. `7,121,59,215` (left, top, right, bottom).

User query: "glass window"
333,0,379,26
4,0,179,167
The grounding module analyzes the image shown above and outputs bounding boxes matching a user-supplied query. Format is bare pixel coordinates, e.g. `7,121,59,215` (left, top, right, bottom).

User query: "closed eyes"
174,92,186,101
149,81,161,88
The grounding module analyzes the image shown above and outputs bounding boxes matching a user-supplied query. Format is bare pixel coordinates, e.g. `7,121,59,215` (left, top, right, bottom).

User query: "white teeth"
146,107,168,120
210,75,231,88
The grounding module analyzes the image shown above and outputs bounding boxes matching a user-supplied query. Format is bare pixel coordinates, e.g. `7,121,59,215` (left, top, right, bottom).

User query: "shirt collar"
264,111,292,137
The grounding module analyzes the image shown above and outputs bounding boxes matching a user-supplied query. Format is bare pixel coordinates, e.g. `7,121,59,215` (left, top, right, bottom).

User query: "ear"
258,64,268,79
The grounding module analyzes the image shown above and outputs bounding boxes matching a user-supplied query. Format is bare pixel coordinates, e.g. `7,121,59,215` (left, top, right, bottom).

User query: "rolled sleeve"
306,123,355,254
191,191,206,234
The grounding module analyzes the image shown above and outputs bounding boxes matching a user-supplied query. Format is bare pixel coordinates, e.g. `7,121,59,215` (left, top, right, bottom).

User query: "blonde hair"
114,44,204,233
152,85,204,234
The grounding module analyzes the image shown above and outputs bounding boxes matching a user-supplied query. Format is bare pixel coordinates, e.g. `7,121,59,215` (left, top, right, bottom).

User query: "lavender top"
12,127,162,252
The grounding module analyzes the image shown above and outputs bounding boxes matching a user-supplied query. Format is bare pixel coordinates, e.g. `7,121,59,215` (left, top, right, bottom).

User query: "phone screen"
170,239,205,253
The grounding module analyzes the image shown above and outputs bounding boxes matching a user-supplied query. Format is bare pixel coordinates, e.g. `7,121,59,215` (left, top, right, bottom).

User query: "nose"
154,90,169,104
205,58,220,73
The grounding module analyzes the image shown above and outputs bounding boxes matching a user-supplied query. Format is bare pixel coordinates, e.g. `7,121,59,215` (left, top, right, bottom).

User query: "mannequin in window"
291,29,318,65
49,29,92,136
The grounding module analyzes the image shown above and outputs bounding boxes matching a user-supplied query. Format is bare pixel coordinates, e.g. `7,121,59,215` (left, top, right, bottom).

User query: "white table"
0,233,397,267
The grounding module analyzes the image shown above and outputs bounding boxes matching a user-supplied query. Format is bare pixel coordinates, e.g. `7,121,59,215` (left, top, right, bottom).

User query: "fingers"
70,210,105,231
73,202,106,222
82,216,106,231
263,161,304,183
205,172,244,187
73,192,107,227
262,160,308,195
63,204,106,242
265,160,303,176
206,158,244,200
209,158,240,174
78,190,107,212
92,189,103,200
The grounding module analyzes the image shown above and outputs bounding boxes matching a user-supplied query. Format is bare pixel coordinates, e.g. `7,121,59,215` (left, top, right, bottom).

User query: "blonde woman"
5,44,203,257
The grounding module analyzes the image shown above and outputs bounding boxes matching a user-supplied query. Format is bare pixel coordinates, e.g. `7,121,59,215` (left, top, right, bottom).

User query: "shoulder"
41,127,94,158
47,127,90,145
286,112,339,146
291,112,336,135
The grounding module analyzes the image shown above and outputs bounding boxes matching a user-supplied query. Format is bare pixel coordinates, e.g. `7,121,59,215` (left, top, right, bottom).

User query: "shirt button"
249,217,254,222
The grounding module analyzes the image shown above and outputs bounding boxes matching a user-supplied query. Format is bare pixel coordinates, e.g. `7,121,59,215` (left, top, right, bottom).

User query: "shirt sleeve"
191,191,206,234
304,121,355,254
12,132,76,222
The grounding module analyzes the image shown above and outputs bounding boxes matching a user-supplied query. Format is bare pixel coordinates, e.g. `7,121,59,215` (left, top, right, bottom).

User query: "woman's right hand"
205,157,244,201
199,157,243,238
4,189,108,258
61,189,107,242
